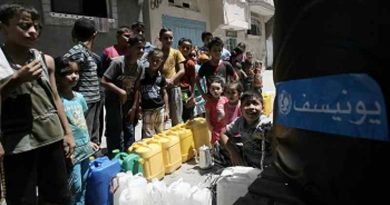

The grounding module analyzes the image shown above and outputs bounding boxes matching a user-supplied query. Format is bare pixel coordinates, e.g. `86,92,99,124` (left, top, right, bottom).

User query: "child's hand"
127,108,136,124
90,142,100,151
217,108,225,121
185,96,196,108
119,89,127,104
164,110,170,121
17,60,43,82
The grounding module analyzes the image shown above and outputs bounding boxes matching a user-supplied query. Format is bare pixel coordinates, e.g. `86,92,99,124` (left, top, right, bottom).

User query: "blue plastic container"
86,156,121,205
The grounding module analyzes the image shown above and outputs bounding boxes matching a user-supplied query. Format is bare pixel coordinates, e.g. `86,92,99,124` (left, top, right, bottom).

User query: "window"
51,0,110,18
225,38,237,53
168,0,199,11
247,17,262,36
41,0,117,32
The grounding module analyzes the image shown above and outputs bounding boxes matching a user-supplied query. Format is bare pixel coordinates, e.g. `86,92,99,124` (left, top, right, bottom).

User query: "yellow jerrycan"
154,132,182,174
128,139,165,181
186,117,211,150
262,91,275,117
173,127,195,162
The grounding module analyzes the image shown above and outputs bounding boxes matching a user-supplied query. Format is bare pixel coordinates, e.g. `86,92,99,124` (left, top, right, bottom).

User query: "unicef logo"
278,90,292,115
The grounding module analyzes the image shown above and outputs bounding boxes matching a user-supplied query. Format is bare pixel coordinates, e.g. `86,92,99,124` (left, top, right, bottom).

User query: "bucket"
128,140,165,181
86,156,121,205
154,132,182,174
175,127,195,162
187,118,211,150
113,152,143,175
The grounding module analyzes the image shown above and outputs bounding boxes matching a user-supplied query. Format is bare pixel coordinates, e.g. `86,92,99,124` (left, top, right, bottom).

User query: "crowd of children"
0,3,271,204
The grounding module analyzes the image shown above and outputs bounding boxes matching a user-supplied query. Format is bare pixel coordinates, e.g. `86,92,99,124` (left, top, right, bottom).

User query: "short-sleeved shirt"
61,92,94,163
100,45,127,76
161,48,186,80
198,60,236,88
104,56,143,102
140,70,166,110
205,96,229,144
179,59,196,90
224,102,241,126
64,43,101,103
225,115,272,168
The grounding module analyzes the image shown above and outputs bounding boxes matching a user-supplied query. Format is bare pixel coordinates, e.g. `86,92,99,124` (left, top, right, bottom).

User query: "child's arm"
46,54,76,158
163,86,170,121
128,78,141,124
220,128,244,166
101,76,127,104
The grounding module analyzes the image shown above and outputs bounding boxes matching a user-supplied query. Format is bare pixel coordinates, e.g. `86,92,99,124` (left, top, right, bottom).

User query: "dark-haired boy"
0,3,74,204
220,91,272,169
64,18,102,145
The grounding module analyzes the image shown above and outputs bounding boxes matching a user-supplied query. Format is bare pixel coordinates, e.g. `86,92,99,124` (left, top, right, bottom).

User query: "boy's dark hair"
226,81,243,93
117,25,131,35
240,91,263,106
54,57,77,77
72,18,96,42
207,37,224,50
131,21,144,30
128,34,145,47
159,27,172,38
0,4,40,25
242,60,253,70
201,31,213,41
147,48,164,59
209,76,225,88
178,37,192,47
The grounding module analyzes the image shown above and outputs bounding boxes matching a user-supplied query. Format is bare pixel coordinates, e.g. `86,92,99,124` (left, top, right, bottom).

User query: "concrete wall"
0,0,141,57
148,0,210,47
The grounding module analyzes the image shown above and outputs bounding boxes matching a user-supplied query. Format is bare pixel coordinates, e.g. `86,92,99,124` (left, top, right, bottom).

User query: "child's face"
225,87,240,103
148,55,163,72
241,96,262,124
209,45,222,61
127,41,145,59
179,41,192,58
60,62,80,88
1,11,40,48
159,31,174,48
209,82,223,98
244,67,255,78
117,32,131,47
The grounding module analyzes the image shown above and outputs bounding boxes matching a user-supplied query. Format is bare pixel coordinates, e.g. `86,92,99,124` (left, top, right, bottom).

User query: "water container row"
112,172,212,205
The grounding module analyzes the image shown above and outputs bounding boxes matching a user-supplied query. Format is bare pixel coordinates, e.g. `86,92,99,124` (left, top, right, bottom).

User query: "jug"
196,145,213,169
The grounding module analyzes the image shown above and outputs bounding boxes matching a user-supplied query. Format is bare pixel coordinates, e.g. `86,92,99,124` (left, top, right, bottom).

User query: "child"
205,76,229,144
196,37,237,102
224,82,243,125
241,60,255,92
178,38,196,122
55,57,99,205
220,91,272,169
135,48,169,138
0,4,74,204
193,53,209,118
159,27,186,126
64,18,102,145
101,34,145,155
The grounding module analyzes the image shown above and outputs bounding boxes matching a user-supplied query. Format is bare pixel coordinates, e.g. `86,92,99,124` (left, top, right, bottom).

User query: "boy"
220,91,272,169
135,48,169,138
196,37,237,101
101,34,145,155
64,18,102,145
159,27,186,126
178,38,196,122
0,4,74,204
